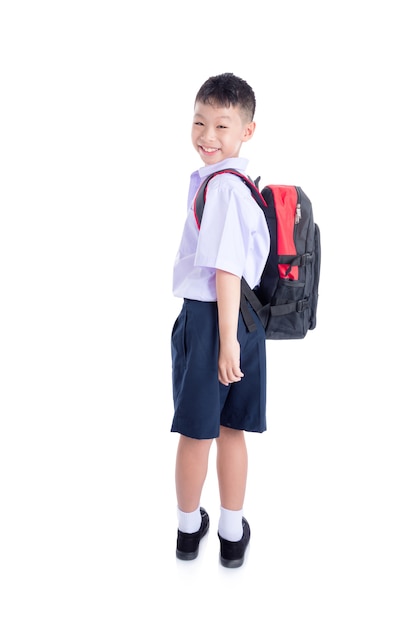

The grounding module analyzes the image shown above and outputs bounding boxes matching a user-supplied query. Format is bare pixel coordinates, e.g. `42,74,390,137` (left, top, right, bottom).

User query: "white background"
1,1,417,624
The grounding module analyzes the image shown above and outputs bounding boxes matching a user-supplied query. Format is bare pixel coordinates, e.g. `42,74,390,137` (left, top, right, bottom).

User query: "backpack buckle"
296,299,309,313
300,252,313,267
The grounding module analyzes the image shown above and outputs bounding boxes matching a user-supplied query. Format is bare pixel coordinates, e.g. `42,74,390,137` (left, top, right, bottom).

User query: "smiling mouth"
200,146,219,154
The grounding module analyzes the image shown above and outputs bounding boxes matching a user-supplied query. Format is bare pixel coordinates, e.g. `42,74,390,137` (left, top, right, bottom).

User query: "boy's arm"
216,269,244,387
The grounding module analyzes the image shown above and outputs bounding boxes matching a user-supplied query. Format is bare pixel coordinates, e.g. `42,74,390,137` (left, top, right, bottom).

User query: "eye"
217,125,227,129
194,121,204,126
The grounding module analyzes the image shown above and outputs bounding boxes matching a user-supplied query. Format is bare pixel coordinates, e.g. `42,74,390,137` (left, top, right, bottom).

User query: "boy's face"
192,101,255,165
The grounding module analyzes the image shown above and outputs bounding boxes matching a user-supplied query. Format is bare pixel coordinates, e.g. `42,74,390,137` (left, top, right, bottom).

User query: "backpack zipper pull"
295,203,301,224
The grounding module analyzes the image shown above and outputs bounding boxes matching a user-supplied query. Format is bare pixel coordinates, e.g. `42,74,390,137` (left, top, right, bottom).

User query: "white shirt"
173,157,270,302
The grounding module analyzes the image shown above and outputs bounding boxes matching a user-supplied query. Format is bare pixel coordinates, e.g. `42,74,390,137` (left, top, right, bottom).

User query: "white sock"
177,506,201,533
218,506,244,542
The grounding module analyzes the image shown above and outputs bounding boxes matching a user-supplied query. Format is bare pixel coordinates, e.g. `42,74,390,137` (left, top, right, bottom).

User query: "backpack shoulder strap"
194,168,266,228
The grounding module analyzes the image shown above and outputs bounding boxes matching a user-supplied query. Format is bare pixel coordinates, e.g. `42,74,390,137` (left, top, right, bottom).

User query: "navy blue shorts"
171,299,267,439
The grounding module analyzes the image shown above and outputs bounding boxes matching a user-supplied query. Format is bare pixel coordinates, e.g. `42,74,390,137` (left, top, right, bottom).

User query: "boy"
171,73,270,568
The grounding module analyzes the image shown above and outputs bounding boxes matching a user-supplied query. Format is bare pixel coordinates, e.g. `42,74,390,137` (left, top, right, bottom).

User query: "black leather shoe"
176,508,210,561
218,517,250,568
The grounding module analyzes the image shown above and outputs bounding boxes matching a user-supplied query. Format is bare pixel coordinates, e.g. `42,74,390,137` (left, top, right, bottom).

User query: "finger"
231,366,244,380
218,370,244,385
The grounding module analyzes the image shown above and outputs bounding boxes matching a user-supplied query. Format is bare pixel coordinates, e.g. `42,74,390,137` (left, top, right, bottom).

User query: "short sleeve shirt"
173,157,270,302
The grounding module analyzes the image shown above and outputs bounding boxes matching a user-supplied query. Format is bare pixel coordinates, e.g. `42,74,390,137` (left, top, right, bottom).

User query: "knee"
218,426,244,443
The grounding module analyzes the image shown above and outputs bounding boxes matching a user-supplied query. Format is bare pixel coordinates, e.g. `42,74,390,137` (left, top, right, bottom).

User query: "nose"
201,125,216,143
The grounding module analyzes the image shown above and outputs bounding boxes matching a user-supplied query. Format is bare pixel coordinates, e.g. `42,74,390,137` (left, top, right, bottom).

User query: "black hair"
195,73,256,121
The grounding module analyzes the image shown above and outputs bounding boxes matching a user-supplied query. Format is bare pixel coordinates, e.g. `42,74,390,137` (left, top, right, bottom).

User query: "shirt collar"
197,157,249,180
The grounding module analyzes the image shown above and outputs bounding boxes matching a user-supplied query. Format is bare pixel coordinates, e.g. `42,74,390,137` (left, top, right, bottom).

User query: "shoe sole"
220,555,245,568
176,548,200,560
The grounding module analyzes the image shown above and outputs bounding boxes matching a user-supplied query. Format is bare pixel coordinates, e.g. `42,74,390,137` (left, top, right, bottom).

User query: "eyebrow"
193,113,232,121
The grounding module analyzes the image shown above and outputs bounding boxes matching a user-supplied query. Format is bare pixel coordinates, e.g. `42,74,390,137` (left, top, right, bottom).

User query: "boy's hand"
218,338,244,386
215,269,243,386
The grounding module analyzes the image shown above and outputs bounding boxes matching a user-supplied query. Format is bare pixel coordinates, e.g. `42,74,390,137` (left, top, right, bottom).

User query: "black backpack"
194,169,321,339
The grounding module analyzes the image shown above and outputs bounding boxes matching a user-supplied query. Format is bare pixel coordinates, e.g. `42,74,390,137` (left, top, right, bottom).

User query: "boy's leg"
175,435,212,560
216,425,248,510
175,434,213,512
216,426,251,567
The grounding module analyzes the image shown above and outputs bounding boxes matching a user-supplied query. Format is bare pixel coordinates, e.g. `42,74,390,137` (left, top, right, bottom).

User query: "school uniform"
171,157,270,440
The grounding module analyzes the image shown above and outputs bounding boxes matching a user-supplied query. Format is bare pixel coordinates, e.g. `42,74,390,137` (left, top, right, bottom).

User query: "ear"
242,121,256,142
